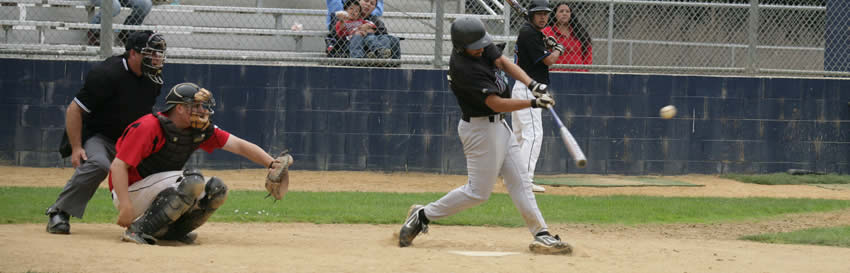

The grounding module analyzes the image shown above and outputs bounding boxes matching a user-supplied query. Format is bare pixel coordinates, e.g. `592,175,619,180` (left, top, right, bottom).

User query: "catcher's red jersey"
108,112,230,190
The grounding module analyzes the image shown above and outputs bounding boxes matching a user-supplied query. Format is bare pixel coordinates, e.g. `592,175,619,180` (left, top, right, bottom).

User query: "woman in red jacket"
542,2,592,71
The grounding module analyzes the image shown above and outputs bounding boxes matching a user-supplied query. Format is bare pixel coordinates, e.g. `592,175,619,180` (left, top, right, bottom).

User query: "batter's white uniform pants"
511,83,544,183
111,171,210,220
422,116,549,235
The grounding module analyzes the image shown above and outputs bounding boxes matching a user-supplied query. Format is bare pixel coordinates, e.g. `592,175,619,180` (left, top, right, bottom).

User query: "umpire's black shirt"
515,22,550,84
449,43,509,117
74,53,162,142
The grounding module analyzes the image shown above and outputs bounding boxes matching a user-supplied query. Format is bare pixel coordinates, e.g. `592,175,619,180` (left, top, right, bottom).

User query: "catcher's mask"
450,17,493,55
164,82,216,130
126,31,167,84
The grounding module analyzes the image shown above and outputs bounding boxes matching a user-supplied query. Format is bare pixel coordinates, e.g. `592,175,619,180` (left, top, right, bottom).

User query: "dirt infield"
2,166,850,273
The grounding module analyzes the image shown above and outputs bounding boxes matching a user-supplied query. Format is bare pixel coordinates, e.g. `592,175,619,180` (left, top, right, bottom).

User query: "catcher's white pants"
111,171,210,220
511,83,544,182
423,116,549,235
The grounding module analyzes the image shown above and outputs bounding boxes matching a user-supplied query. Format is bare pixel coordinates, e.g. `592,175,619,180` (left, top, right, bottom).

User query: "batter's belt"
461,113,505,123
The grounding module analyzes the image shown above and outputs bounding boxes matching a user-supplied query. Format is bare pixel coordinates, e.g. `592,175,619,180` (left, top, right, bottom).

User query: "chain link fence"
0,0,847,77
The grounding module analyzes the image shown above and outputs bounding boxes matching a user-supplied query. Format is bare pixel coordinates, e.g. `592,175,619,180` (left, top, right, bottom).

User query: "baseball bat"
506,0,528,17
548,107,587,168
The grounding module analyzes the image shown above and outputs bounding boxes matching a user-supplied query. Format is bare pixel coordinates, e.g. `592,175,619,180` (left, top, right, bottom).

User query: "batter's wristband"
530,99,539,108
268,160,274,169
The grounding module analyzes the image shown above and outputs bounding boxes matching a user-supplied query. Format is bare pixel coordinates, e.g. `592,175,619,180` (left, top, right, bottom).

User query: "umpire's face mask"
141,33,167,84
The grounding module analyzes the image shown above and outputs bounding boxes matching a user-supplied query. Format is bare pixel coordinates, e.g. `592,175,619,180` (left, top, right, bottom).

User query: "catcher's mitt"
265,150,293,201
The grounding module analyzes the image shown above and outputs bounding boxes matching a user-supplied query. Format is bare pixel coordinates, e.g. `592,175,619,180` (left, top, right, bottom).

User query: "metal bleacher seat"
0,0,509,66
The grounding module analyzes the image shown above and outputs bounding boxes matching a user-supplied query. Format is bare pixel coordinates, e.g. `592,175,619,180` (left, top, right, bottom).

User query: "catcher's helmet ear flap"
450,17,493,54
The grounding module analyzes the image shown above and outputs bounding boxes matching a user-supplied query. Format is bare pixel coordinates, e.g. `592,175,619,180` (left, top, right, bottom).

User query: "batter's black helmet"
527,0,552,13
450,17,493,52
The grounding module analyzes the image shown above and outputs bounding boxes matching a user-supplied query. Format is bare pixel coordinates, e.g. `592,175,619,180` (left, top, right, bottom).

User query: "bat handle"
548,107,566,128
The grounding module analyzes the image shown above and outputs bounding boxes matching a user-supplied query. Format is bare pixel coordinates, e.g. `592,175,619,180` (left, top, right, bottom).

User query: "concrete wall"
2,58,848,174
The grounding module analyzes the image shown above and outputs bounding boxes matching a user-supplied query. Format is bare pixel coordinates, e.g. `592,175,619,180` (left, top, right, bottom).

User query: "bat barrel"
559,127,587,168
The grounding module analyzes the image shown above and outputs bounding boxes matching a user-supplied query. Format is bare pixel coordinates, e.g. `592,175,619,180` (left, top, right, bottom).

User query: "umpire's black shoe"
46,211,70,234
399,204,429,247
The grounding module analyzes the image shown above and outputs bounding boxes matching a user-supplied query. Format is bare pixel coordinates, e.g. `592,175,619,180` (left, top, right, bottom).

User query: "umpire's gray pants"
423,116,549,235
47,135,116,218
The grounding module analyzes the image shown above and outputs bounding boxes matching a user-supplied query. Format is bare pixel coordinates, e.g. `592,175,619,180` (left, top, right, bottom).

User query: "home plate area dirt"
2,166,849,273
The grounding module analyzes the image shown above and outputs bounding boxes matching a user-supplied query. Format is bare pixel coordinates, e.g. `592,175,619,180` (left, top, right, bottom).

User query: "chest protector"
136,113,214,178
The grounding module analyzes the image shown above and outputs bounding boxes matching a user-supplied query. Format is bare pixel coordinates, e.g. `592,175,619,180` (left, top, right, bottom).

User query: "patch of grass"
3,187,850,227
740,225,850,248
721,173,850,185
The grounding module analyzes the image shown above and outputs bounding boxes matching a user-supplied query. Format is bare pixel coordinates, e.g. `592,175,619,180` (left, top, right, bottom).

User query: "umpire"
398,17,571,255
46,30,167,234
511,0,562,193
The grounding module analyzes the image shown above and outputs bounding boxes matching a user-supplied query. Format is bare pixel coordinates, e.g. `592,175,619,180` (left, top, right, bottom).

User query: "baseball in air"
660,105,677,119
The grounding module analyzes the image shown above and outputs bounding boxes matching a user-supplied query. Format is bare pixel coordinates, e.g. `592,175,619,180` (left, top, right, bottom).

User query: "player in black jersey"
398,17,572,255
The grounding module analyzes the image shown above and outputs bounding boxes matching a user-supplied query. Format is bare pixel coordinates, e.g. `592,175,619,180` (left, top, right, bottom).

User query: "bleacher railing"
0,0,847,77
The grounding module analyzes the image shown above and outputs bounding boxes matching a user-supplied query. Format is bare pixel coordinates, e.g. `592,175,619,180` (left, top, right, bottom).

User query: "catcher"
108,82,292,245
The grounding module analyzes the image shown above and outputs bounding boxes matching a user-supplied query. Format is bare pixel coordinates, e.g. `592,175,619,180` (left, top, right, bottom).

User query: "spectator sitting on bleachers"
87,0,153,46
359,0,400,59
326,0,382,32
333,0,394,59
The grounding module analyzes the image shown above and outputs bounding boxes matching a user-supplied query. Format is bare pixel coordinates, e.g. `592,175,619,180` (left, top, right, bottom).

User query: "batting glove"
528,80,549,98
531,94,555,109
544,36,558,49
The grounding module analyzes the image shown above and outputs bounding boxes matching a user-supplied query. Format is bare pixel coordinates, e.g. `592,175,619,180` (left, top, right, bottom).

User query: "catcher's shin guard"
161,177,228,242
124,170,205,244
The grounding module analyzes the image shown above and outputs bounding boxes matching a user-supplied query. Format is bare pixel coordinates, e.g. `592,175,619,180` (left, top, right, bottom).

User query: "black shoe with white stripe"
529,232,573,255
398,204,429,247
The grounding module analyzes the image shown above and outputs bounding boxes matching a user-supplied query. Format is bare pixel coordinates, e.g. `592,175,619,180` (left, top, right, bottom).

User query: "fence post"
747,0,759,74
434,0,444,68
607,0,614,66
100,0,113,58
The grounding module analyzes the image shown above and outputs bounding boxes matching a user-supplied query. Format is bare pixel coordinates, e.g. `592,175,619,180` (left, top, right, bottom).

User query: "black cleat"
46,211,70,234
176,232,198,244
398,204,428,247
529,232,573,255
122,230,157,245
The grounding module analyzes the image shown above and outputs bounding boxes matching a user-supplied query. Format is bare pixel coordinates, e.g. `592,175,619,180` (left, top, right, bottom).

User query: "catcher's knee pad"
130,187,195,237
177,168,206,202
201,176,228,210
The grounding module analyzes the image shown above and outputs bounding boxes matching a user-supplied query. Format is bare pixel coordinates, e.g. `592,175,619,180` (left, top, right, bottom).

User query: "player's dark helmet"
526,0,552,22
527,0,551,13
126,31,167,85
450,17,493,53
164,83,216,129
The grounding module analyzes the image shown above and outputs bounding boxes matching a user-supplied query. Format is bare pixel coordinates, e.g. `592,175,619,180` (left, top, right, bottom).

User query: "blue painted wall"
2,58,849,174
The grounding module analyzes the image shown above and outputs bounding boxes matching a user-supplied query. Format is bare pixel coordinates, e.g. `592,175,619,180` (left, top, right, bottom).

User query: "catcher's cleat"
122,230,157,245
46,211,70,234
529,232,573,255
175,232,198,244
398,204,429,247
